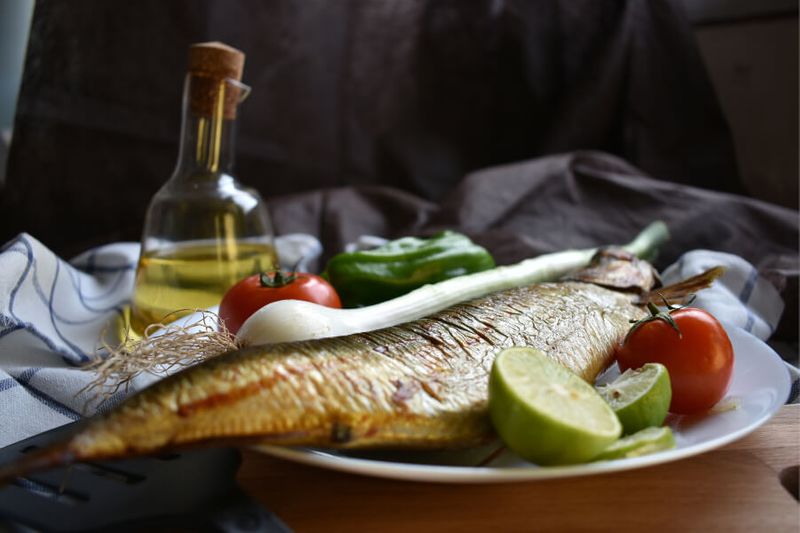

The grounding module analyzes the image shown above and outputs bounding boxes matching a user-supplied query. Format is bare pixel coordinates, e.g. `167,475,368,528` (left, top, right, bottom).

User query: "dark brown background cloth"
270,153,796,271
1,1,796,345
2,0,747,254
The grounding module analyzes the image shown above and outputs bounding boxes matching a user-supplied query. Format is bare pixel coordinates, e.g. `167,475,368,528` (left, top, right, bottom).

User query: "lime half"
597,363,672,435
594,426,676,461
489,347,622,466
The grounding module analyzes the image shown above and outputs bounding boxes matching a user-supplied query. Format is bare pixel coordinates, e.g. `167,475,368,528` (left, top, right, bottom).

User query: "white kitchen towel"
0,235,795,448
660,250,784,342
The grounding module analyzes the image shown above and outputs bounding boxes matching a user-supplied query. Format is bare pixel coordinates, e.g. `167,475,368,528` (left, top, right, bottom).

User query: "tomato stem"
260,270,294,288
258,259,305,289
625,293,696,344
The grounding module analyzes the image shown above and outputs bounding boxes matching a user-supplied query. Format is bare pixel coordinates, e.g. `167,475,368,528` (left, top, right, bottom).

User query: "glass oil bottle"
130,42,277,335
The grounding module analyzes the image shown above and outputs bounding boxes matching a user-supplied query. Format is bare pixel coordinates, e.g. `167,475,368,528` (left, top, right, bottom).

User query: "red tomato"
616,307,734,415
219,271,341,334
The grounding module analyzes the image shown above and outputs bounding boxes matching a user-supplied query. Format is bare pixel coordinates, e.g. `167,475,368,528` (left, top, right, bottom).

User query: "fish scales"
62,281,645,462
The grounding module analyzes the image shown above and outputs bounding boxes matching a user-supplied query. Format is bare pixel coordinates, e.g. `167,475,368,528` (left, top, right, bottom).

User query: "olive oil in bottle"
130,42,277,335
130,241,277,334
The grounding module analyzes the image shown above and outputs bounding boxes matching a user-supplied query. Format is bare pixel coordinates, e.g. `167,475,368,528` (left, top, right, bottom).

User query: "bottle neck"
174,74,238,177
175,113,235,176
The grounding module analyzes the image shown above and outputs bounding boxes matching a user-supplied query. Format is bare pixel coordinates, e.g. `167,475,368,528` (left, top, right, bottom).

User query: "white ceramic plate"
254,324,792,483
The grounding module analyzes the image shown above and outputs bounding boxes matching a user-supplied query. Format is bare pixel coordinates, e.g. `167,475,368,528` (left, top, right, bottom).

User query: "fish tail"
641,266,725,306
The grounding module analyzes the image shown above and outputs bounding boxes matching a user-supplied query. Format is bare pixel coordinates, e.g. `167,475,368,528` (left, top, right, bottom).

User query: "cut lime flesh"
593,426,676,461
489,347,622,466
596,363,672,435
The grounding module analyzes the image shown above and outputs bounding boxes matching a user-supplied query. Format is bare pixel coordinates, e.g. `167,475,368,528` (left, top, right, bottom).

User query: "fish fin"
639,266,725,306
567,248,660,294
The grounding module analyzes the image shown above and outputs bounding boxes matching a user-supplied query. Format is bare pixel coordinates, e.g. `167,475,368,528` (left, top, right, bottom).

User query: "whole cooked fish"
0,251,719,480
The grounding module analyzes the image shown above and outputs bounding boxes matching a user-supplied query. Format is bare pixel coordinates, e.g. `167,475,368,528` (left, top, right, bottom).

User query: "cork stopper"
187,42,246,119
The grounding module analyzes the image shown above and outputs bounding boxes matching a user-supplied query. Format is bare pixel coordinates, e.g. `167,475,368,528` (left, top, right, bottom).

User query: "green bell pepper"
323,231,495,307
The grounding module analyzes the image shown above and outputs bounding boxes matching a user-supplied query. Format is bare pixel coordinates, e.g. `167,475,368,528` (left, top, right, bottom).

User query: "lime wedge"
593,426,676,461
596,363,672,435
489,347,622,466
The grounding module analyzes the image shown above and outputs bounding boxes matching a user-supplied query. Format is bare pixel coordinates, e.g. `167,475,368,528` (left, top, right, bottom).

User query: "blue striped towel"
0,234,795,448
